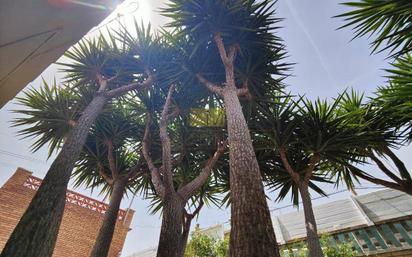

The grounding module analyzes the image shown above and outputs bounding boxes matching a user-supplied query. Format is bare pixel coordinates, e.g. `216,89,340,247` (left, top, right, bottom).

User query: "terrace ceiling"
0,0,121,108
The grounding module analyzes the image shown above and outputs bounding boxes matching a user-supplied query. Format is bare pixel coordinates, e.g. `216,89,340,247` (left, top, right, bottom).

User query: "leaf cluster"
161,0,290,101
12,81,85,156
255,93,383,204
375,54,412,140
337,0,412,57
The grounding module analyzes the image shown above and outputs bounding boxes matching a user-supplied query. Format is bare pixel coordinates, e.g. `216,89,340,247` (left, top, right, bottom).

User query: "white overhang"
0,0,121,107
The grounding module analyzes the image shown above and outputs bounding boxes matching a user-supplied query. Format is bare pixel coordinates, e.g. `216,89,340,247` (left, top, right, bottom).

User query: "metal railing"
281,218,412,256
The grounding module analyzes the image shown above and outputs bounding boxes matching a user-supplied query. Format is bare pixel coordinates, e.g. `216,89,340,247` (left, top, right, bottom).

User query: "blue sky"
0,0,410,256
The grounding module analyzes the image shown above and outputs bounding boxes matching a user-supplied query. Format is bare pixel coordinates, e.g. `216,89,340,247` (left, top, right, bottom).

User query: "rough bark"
179,199,204,257
141,86,224,257
89,177,127,257
91,143,143,257
0,95,108,257
156,194,205,257
1,72,153,257
196,32,279,257
223,87,280,257
156,194,185,257
178,140,226,201
142,113,166,199
159,85,177,190
179,218,192,257
298,183,324,257
279,149,323,256
155,196,201,257
104,72,154,98
142,89,184,257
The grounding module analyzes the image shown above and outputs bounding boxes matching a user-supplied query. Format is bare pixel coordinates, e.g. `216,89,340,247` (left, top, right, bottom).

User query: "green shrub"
320,234,356,257
186,233,356,257
279,234,356,257
185,233,229,257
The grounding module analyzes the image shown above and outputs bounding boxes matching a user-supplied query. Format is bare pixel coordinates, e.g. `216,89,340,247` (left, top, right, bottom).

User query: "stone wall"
0,168,134,257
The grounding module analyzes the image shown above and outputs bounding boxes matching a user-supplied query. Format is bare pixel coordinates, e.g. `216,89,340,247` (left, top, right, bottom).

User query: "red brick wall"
0,168,134,257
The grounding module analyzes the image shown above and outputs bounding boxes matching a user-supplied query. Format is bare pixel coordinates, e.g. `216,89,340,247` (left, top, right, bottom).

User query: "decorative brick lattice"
1,168,134,257
22,176,41,190
23,175,126,221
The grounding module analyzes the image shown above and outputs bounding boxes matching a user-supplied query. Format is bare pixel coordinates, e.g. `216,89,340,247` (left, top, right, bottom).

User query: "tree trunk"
89,177,127,257
1,95,107,257
298,183,324,257
157,194,185,257
178,215,193,257
222,88,280,257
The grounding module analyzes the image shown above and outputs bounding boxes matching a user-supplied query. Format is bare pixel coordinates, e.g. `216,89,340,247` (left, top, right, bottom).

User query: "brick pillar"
0,168,34,250
1,167,32,190
122,209,135,229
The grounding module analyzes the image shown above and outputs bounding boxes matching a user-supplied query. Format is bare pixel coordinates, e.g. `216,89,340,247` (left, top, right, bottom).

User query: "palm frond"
375,54,412,140
337,0,412,57
12,80,83,156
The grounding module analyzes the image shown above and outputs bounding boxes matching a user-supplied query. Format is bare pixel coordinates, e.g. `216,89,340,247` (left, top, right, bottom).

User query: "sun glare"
86,0,152,38
116,0,151,27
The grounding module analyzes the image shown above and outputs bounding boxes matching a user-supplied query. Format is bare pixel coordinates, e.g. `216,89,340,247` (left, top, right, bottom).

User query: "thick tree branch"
142,113,165,199
167,106,180,121
214,33,230,65
213,33,238,65
279,146,300,183
178,140,227,201
97,164,113,185
107,140,118,180
213,33,237,86
159,85,177,191
196,74,224,96
382,146,411,182
127,158,145,181
185,198,205,219
227,45,238,63
181,199,205,252
303,154,320,183
369,151,403,184
105,72,154,98
96,74,109,92
236,88,250,97
107,74,119,82
182,198,205,247
236,80,251,99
